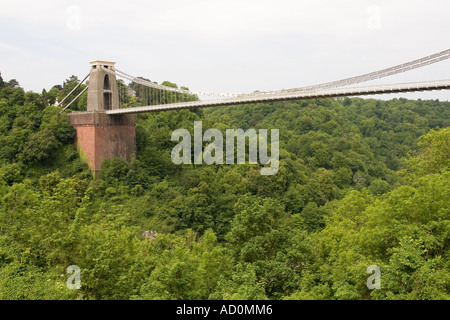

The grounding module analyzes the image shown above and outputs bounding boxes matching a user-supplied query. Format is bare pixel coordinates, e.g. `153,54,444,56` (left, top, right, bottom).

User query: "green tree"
40,106,75,144
20,129,60,164
136,229,232,300
407,126,450,176
226,195,311,298
209,263,268,300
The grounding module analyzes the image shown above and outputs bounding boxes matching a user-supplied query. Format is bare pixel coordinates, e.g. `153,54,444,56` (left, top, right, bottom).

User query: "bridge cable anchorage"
105,79,450,115
59,85,88,114
56,72,90,108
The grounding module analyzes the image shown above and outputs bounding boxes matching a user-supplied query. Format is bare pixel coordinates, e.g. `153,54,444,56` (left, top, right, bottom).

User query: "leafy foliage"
0,74,449,300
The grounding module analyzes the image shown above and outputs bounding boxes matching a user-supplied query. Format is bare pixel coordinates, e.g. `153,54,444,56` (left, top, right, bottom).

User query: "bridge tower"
86,60,120,111
67,60,136,176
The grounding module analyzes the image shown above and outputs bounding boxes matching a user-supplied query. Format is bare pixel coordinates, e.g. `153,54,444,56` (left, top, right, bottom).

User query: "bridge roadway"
106,79,450,115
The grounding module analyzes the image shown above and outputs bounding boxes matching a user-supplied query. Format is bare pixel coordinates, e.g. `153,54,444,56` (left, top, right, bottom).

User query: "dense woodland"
0,74,449,300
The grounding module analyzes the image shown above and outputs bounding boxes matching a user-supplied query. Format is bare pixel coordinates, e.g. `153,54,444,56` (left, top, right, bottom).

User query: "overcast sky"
1,0,450,101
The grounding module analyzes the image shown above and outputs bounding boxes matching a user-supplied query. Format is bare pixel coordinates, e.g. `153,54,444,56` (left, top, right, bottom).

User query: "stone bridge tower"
67,61,137,176
86,61,119,112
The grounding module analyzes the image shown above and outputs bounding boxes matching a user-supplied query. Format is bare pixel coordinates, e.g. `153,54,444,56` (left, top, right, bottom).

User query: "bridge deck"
106,80,450,115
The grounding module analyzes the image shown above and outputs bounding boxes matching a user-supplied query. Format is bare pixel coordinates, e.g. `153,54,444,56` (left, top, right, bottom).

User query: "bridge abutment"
67,112,136,176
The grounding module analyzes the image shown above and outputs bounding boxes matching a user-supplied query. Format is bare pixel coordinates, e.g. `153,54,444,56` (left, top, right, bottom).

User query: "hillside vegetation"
0,75,448,299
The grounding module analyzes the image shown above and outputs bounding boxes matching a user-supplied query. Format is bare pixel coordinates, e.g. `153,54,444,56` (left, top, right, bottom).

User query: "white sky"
1,0,450,101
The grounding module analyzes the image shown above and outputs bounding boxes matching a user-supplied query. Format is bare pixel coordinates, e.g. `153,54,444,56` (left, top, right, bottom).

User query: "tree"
7,79,19,88
57,76,86,111
99,157,130,185
407,126,450,176
136,230,232,300
42,87,60,106
40,106,75,144
298,201,329,232
209,263,268,300
367,178,391,195
20,129,59,164
225,195,311,298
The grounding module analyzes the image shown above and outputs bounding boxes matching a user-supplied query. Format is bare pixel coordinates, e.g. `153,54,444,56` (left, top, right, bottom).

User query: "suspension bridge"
58,49,450,173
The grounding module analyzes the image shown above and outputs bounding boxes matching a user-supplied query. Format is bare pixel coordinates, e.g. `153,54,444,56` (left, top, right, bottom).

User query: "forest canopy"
0,74,448,300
